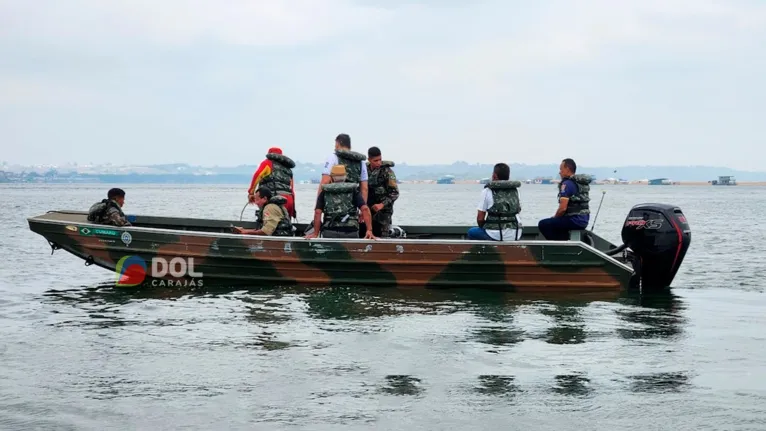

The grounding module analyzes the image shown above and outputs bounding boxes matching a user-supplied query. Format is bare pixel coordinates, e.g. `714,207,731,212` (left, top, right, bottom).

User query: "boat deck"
29,210,619,251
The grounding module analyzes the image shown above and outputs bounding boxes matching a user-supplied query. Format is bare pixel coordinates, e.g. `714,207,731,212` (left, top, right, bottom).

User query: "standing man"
466,163,522,241
306,165,376,239
318,133,368,203
537,158,591,240
365,146,399,238
247,147,297,220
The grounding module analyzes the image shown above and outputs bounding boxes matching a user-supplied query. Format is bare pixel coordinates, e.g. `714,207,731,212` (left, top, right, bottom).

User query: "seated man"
305,164,376,239
538,158,591,240
467,163,523,241
233,187,294,236
87,188,131,226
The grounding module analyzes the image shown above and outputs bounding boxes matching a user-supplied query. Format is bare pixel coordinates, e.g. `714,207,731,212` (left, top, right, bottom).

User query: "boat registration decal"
79,227,120,237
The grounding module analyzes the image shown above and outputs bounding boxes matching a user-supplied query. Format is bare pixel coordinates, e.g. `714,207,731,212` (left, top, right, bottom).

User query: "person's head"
107,188,126,207
368,146,382,169
254,187,272,207
491,163,510,181
267,147,282,155
335,133,351,150
329,164,347,183
559,158,576,178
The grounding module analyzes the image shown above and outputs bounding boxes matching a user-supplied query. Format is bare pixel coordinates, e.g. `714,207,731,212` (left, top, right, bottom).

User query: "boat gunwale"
28,211,635,274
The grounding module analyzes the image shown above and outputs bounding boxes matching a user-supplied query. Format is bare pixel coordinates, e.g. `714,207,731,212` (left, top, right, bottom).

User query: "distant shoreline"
404,180,766,186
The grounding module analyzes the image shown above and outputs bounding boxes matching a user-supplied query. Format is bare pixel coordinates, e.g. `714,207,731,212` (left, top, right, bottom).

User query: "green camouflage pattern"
562,174,591,216
367,160,398,208
335,149,367,184
260,152,295,195
484,180,521,231
87,199,131,227
256,195,293,236
27,210,637,292
321,182,359,230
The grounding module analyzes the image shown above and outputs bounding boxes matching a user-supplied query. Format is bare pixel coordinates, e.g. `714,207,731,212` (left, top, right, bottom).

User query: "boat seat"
569,229,593,246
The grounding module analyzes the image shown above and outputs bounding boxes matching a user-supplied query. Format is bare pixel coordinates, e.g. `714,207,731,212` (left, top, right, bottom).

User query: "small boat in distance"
27,203,691,293
436,175,455,184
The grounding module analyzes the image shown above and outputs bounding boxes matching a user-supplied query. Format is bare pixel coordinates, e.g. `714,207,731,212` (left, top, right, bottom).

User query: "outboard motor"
620,203,691,291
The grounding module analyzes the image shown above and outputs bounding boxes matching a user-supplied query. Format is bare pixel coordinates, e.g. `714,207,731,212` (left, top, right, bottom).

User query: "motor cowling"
621,203,691,291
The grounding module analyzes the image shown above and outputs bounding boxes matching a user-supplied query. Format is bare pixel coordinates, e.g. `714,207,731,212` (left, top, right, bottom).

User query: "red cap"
268,147,282,154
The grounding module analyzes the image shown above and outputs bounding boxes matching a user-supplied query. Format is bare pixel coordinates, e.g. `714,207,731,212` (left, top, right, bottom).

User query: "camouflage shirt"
367,161,399,211
88,199,131,227
256,201,293,236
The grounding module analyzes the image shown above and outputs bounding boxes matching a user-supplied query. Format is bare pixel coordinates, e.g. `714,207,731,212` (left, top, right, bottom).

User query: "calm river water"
1,183,764,430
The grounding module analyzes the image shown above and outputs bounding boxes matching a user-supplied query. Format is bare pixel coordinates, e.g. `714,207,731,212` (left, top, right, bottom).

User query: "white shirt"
323,154,368,181
478,188,522,241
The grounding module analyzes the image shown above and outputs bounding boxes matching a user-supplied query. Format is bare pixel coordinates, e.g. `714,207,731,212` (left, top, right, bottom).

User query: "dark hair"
562,158,577,173
368,146,381,158
255,187,272,200
493,163,510,181
335,133,351,149
107,188,125,200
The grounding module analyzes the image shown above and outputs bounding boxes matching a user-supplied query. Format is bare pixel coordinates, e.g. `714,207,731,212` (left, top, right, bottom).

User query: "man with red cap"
247,147,297,219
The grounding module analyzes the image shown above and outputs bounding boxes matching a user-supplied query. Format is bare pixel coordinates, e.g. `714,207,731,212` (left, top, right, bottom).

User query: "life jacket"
560,174,591,216
255,195,294,236
484,180,522,232
334,149,367,184
321,182,359,230
87,199,124,224
367,160,395,206
259,152,295,196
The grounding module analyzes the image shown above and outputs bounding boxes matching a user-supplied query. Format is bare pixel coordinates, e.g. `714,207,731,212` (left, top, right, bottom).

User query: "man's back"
478,187,521,240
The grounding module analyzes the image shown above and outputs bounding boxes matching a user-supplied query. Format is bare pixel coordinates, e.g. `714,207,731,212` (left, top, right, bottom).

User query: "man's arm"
361,205,373,234
312,209,322,234
360,162,368,202
554,181,574,217
360,181,368,203
476,210,486,227
106,208,131,226
248,159,272,197
476,189,489,227
381,169,399,208
318,155,334,195
318,175,330,195
307,192,325,237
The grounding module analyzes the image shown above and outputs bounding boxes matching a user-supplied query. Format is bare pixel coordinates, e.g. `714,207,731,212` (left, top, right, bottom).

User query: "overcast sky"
1,0,763,169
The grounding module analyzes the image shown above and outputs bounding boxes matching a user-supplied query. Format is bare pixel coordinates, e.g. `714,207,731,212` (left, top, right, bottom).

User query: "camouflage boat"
27,203,691,292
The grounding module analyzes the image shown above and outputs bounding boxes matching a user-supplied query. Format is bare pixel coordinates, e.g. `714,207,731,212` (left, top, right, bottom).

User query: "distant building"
648,178,672,185
710,175,737,186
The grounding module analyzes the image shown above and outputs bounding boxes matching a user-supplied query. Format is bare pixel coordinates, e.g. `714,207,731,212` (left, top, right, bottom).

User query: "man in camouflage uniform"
233,188,294,236
365,146,399,238
538,158,591,240
87,188,131,227
467,163,523,241
305,164,376,240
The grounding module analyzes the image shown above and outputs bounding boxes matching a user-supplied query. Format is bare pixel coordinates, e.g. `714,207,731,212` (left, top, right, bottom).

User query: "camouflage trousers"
361,211,392,238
